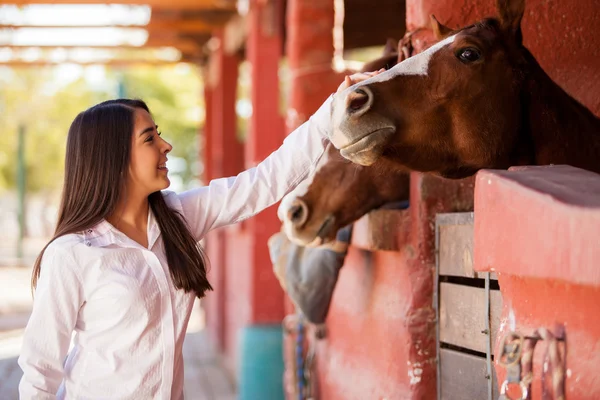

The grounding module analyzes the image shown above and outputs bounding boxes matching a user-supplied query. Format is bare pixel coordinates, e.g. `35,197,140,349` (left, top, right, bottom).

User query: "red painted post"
203,86,213,183
202,75,222,350
283,2,342,398
204,30,243,352
212,30,243,179
286,0,342,133
243,0,286,323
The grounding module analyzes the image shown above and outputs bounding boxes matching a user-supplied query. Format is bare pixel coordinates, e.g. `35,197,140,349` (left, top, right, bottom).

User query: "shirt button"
85,241,91,246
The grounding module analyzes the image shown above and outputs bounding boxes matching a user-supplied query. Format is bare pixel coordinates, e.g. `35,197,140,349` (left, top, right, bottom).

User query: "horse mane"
519,45,600,170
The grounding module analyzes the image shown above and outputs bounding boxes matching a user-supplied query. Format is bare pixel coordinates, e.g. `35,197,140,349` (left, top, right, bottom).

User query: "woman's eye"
457,47,481,63
145,135,154,143
157,131,162,136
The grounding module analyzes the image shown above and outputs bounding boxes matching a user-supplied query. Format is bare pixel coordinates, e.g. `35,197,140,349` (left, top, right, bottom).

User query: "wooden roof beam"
1,42,201,54
1,0,237,11
0,19,219,33
0,59,204,67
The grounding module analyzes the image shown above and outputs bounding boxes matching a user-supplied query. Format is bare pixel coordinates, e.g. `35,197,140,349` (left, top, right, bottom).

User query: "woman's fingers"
337,73,369,92
336,68,387,93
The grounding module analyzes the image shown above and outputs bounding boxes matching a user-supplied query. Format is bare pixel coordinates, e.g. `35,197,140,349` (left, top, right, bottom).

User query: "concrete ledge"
351,209,411,251
473,165,600,286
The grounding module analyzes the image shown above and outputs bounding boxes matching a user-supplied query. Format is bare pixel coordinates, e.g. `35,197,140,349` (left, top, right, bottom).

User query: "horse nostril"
349,93,368,110
287,200,309,228
346,87,373,116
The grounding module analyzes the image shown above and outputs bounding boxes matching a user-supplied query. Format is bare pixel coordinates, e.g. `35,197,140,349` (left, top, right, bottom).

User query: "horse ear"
497,0,525,43
383,38,398,57
430,15,452,40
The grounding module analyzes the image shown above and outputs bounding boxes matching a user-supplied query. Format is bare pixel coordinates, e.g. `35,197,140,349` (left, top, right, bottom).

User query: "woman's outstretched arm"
177,94,332,240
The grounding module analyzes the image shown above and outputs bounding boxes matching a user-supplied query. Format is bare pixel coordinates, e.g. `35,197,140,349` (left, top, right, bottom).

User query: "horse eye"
457,47,481,63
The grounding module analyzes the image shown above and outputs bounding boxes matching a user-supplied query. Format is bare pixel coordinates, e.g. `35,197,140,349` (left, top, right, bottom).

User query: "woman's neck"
106,189,150,243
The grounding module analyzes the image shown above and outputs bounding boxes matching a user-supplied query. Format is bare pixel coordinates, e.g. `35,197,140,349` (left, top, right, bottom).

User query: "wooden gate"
435,212,501,400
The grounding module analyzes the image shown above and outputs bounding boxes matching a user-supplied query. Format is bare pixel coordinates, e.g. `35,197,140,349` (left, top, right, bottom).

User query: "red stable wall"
203,0,600,395
306,0,600,399
408,0,600,115
474,165,600,399
311,173,474,400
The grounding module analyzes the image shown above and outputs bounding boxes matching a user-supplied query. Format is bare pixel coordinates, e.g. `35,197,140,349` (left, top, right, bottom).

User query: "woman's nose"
162,138,172,153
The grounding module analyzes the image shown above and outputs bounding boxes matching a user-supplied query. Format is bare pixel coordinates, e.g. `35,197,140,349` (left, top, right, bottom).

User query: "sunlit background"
0,4,237,397
0,2,386,397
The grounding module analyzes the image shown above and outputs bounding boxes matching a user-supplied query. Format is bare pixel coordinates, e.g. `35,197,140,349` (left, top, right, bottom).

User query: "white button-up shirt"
18,96,332,400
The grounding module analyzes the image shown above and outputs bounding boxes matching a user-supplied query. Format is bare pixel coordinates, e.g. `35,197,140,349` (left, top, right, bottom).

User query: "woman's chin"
157,177,171,191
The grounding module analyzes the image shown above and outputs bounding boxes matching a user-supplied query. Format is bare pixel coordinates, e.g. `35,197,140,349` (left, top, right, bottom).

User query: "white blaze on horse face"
368,34,457,81
330,34,457,150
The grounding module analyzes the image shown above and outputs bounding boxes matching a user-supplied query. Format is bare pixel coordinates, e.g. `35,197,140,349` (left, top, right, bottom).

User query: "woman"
18,71,381,399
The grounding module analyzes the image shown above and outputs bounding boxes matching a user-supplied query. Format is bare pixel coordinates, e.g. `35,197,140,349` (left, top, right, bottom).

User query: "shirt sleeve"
178,94,333,240
18,243,84,399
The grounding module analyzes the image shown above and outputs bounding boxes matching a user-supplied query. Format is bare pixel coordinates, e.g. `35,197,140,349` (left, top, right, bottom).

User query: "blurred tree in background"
0,64,203,197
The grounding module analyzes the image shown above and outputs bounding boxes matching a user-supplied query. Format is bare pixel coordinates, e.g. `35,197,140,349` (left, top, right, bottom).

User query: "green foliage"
0,67,107,193
0,64,203,194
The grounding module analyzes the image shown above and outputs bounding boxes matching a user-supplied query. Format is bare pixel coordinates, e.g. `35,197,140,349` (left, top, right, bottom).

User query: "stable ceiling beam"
0,60,190,67
1,0,237,11
0,19,220,33
1,41,201,54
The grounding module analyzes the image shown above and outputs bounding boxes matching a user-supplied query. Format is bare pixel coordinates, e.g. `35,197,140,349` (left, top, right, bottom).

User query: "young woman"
18,71,381,399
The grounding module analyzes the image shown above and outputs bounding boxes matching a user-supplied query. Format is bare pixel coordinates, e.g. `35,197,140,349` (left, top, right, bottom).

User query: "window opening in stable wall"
331,0,387,72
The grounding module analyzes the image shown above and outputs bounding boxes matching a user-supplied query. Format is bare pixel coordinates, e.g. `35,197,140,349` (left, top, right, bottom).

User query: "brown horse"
278,143,410,245
277,41,413,246
329,0,600,179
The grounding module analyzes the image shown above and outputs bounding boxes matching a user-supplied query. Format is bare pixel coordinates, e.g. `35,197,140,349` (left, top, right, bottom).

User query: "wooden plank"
437,212,497,280
439,283,502,354
351,208,410,252
440,347,499,400
439,224,476,278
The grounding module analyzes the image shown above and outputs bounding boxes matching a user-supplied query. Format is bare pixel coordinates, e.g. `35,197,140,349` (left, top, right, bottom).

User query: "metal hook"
499,380,529,400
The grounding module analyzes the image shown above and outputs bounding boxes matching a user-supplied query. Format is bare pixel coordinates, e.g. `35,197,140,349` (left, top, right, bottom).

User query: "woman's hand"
336,68,386,93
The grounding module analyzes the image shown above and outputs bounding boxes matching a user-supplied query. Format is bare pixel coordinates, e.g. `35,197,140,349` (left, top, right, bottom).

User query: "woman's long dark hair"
32,99,212,297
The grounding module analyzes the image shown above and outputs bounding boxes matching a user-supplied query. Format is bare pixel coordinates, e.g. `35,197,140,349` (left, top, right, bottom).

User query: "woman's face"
128,107,173,197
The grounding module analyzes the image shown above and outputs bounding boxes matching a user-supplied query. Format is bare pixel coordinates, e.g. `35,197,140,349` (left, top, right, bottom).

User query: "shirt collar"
83,208,160,249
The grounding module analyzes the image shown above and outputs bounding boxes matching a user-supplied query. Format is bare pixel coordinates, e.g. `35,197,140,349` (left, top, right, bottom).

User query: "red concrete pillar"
286,0,342,133
243,0,286,323
212,31,244,179
203,86,214,183
282,2,342,398
204,30,243,352
284,1,339,323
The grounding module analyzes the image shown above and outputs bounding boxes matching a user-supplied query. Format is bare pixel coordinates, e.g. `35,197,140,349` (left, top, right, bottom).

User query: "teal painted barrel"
238,324,285,400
